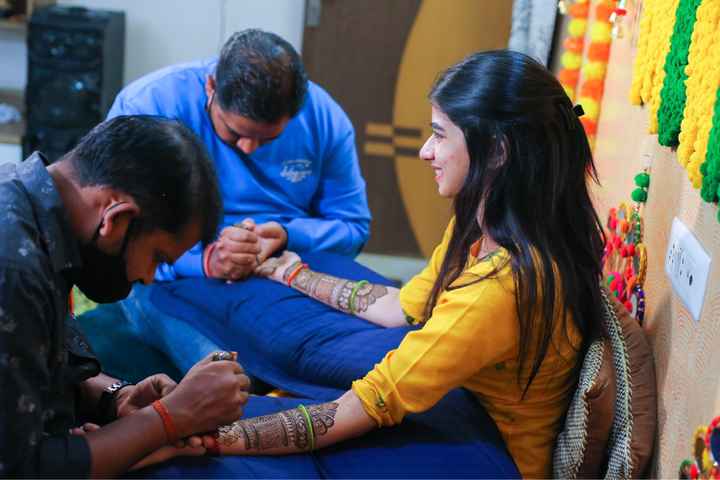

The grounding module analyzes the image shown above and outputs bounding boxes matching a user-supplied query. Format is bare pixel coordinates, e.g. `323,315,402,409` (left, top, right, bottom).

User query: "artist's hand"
161,352,250,439
130,444,206,471
205,218,260,281
116,374,177,418
255,250,302,284
205,219,287,281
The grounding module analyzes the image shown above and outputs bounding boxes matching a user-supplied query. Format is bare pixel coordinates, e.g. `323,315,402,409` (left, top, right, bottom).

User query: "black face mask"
71,215,136,304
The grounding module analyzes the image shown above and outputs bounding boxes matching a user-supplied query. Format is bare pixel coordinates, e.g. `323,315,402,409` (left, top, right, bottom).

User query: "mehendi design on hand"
286,266,389,315
308,402,339,436
217,412,291,450
351,283,388,313
256,257,281,277
335,280,354,313
216,402,339,452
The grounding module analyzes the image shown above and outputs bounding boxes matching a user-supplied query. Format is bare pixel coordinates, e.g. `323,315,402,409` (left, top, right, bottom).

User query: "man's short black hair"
67,115,221,246
215,28,308,123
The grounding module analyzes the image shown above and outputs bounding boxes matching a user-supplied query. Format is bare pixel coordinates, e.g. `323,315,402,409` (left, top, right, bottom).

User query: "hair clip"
556,102,578,131
573,104,585,117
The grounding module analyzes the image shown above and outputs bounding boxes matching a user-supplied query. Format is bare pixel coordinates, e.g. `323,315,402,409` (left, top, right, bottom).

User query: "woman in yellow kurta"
165,50,605,478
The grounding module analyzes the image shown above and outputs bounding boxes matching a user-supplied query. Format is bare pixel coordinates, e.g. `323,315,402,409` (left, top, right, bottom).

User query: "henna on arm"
283,264,388,314
216,402,339,453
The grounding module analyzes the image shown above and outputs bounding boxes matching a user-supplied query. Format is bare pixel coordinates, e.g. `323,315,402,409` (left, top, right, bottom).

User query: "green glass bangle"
348,280,369,314
297,404,315,451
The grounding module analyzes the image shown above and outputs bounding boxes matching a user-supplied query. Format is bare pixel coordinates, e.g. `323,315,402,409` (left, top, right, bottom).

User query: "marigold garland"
629,0,680,134
700,87,720,212
657,0,702,147
576,0,615,149
630,0,720,223
648,0,681,134
558,0,591,101
676,0,720,187
629,0,658,105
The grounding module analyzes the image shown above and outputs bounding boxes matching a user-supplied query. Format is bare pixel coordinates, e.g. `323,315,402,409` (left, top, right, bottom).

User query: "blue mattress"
133,389,519,478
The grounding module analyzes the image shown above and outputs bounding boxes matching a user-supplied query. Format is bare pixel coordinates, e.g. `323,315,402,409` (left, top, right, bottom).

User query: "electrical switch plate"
665,217,712,322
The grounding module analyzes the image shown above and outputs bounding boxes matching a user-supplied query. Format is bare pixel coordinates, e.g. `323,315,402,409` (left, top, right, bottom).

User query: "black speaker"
23,5,125,162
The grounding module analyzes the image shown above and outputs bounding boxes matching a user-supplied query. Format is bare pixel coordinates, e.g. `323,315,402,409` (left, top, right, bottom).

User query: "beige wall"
592,2,720,476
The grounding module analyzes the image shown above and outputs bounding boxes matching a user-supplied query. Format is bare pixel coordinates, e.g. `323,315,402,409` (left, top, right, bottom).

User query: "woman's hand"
69,422,101,436
255,250,302,283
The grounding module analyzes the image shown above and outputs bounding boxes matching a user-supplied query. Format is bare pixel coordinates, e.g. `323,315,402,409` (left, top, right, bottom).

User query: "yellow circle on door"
393,0,512,257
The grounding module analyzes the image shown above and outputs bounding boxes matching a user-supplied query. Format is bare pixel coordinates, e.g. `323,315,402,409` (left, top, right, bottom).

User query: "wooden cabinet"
0,0,55,30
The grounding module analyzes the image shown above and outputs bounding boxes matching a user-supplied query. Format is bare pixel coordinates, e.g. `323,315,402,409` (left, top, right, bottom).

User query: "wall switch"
665,217,712,322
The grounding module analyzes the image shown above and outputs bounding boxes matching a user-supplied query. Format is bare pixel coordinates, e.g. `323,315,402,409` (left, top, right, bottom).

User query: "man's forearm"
77,372,121,419
284,217,369,256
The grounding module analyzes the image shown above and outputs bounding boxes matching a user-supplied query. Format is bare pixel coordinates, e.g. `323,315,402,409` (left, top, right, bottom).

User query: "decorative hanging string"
558,0,591,102
679,417,720,478
656,0,702,147
676,0,720,187
602,149,652,324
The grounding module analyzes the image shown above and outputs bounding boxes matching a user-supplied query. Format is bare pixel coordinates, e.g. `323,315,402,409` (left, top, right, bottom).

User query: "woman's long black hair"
423,50,606,397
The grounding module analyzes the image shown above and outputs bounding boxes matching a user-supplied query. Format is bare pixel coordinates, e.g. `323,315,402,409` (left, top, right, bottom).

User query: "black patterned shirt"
0,153,100,477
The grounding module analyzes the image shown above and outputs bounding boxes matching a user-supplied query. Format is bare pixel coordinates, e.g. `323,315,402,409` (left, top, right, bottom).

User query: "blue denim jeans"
118,283,221,374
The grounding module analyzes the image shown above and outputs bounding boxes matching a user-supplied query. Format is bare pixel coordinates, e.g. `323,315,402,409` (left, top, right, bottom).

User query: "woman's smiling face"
419,105,470,198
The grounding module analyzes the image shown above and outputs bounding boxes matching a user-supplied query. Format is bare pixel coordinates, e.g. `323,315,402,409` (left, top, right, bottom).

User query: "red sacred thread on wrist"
286,263,308,287
152,400,179,444
203,243,217,278
205,433,221,456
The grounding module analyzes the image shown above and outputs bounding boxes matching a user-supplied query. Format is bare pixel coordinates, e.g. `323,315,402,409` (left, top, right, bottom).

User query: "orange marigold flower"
580,117,598,135
569,1,590,17
595,1,615,22
558,68,581,86
563,36,585,53
588,42,611,62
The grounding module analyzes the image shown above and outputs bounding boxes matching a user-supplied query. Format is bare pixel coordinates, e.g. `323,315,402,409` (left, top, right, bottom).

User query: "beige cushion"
605,293,657,478
553,339,616,478
553,288,657,479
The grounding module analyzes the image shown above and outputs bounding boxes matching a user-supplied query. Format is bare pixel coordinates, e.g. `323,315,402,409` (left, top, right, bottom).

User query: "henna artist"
0,117,251,477
169,51,605,478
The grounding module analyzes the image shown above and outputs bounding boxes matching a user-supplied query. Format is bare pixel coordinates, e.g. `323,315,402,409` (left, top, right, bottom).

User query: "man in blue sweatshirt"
86,29,372,379
109,29,370,280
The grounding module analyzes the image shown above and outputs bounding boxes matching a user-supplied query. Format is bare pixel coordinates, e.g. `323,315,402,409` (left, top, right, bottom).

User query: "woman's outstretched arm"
132,390,375,468
210,390,375,455
256,251,410,327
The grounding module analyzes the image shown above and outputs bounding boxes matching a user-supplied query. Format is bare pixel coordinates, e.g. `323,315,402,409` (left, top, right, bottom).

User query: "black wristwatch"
97,380,133,424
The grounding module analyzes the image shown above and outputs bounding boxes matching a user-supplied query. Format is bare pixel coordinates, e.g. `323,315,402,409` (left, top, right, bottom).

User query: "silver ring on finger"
212,351,233,362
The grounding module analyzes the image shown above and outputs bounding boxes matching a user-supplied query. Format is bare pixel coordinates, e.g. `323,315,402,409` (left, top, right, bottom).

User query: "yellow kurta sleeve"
352,266,517,427
398,219,455,323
